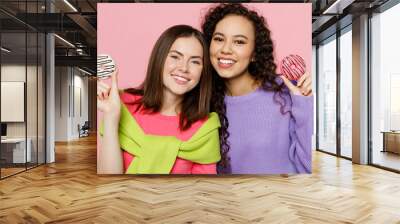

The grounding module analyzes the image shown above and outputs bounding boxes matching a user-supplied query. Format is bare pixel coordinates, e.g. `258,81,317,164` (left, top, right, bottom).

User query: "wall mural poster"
97,3,313,175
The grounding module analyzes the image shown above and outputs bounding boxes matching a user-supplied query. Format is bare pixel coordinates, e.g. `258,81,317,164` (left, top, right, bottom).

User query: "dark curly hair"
202,3,290,172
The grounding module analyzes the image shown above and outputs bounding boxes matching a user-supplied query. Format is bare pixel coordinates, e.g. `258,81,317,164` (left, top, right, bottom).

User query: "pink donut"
279,54,306,81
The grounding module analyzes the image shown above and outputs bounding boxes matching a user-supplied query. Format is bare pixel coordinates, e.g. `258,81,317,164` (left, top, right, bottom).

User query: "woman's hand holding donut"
97,68,121,122
97,68,123,174
296,73,312,96
281,72,312,96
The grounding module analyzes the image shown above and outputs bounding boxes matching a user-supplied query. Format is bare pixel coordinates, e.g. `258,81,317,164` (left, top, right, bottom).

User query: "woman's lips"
217,58,236,69
171,74,190,85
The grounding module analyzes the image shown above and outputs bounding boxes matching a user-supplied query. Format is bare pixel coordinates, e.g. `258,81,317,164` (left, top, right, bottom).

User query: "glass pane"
1,31,27,177
340,28,352,158
27,31,38,169
1,1,46,178
0,1,28,32
371,3,400,171
312,45,317,151
38,32,45,165
318,36,337,154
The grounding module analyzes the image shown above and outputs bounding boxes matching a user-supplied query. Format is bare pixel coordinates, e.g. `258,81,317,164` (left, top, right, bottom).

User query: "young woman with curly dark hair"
202,3,313,174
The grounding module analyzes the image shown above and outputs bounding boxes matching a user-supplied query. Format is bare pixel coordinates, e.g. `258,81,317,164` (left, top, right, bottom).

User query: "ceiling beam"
67,13,97,40
55,55,95,71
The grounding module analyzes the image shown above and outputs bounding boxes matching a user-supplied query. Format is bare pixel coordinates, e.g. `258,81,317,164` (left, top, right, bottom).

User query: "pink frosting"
279,54,306,81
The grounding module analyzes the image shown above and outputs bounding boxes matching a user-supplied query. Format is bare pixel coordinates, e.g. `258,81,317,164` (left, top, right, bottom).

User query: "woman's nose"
221,42,233,54
177,60,189,72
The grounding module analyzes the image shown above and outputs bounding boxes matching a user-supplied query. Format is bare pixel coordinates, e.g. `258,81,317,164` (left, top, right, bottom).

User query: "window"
371,2,400,171
340,27,352,158
317,35,337,154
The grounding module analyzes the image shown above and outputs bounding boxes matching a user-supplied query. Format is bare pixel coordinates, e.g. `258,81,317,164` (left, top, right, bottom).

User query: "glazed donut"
279,54,306,81
97,54,116,79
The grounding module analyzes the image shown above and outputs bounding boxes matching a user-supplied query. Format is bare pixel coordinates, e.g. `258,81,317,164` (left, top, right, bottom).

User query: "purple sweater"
222,87,313,174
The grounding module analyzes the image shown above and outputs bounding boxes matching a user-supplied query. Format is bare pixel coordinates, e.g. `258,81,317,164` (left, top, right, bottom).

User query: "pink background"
98,3,312,89
97,3,311,164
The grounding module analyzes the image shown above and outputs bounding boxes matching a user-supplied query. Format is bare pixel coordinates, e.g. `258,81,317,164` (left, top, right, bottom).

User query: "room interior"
0,0,399,222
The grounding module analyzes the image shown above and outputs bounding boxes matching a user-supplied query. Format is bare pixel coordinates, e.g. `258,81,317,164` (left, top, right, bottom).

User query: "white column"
46,1,55,163
352,14,369,164
46,33,55,163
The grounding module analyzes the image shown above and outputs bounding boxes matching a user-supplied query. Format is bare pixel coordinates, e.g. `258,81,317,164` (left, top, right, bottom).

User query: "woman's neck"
225,71,260,96
160,90,182,116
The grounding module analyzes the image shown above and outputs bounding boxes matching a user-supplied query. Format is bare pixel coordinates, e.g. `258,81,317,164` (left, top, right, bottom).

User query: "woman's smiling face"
209,15,255,80
162,36,204,97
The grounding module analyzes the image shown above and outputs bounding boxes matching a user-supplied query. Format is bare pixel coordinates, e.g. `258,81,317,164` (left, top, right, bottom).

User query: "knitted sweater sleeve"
288,94,314,173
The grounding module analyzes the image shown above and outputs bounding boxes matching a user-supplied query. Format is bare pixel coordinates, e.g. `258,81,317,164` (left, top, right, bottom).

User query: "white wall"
1,63,46,164
1,65,26,141
71,71,89,139
1,65,40,138
55,66,69,141
54,67,89,141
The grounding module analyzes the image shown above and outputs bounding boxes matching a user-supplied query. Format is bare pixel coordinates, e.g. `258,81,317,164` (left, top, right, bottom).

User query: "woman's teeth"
219,59,235,64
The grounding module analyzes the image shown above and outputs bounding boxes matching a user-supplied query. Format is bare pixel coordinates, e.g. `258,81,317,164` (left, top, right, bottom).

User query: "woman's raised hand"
281,72,312,96
97,69,121,121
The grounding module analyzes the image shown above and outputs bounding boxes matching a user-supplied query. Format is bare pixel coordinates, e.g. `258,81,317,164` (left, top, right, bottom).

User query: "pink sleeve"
123,151,134,172
171,159,217,174
191,163,217,174
120,92,140,104
170,158,193,174
123,155,217,174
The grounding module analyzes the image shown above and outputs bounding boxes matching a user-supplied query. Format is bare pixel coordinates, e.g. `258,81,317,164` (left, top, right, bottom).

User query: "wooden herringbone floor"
1,135,400,224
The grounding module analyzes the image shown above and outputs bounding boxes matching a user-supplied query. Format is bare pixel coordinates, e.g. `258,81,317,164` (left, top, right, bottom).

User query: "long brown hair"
125,25,213,131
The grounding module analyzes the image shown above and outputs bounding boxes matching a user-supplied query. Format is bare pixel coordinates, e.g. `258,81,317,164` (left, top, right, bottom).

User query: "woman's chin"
217,71,236,79
169,87,191,96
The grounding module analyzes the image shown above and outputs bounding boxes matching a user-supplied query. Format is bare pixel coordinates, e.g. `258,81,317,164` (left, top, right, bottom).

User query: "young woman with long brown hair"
97,25,221,174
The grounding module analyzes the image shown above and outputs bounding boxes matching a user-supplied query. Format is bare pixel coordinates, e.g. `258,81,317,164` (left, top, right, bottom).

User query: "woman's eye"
213,37,223,42
191,60,201,65
170,55,179,59
234,40,246,45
